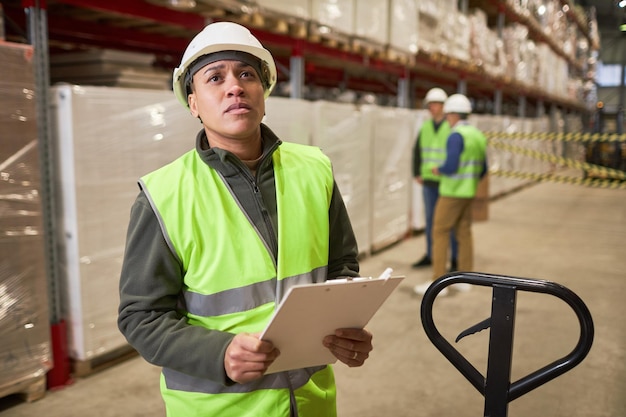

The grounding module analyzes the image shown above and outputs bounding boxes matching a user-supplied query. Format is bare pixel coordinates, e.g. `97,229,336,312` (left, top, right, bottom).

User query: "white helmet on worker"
172,21,278,108
443,93,472,114
424,87,448,104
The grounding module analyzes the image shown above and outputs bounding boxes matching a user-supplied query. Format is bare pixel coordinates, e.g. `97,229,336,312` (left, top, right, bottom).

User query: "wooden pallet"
385,47,415,66
247,10,308,39
71,345,138,378
351,38,386,60
308,22,353,52
0,374,46,403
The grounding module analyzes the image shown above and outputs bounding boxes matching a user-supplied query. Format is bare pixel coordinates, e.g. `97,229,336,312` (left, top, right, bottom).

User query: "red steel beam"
47,15,189,53
49,0,205,31
248,27,407,78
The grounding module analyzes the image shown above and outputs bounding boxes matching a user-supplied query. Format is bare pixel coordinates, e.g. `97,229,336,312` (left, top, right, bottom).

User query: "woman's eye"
241,70,255,79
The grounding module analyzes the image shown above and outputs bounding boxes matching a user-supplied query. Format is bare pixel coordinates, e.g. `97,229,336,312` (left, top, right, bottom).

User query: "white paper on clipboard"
260,275,404,374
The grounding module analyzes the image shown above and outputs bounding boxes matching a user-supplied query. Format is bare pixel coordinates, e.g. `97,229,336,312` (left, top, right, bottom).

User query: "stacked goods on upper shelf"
468,9,507,78
256,0,311,20
354,0,389,47
501,24,539,85
252,0,592,106
0,41,51,401
439,3,471,62
309,0,355,46
50,49,171,90
416,0,440,55
388,0,419,55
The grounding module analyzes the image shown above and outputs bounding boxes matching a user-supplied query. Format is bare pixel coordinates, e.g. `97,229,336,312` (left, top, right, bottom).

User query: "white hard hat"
172,22,277,108
424,87,448,104
443,94,472,114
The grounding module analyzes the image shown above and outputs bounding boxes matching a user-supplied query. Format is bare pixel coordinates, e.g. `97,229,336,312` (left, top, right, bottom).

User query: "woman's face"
188,59,266,143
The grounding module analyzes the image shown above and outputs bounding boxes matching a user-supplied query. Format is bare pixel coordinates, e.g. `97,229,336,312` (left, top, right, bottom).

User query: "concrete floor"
1,179,625,417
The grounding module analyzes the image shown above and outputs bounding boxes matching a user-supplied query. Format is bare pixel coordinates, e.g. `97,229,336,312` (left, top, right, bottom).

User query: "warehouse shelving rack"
3,0,597,115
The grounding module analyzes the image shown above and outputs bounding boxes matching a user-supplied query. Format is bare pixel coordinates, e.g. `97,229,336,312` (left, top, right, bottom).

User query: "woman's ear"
188,93,199,118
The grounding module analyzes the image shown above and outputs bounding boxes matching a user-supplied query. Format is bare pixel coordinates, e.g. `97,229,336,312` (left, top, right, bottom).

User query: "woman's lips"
225,102,251,113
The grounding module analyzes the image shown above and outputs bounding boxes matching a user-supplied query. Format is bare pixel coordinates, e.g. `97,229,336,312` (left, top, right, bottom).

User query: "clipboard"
260,275,404,374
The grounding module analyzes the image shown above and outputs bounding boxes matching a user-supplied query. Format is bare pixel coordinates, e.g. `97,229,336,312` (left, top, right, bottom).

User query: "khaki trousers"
431,196,474,281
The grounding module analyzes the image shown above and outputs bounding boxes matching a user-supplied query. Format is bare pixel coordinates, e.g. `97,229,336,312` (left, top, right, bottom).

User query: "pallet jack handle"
420,272,594,417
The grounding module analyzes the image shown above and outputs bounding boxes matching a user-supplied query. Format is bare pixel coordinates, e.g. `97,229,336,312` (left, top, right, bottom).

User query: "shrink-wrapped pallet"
389,0,419,54
264,97,313,145
51,85,200,362
441,9,470,62
469,9,507,77
0,42,51,399
311,101,371,254
310,0,355,36
354,0,389,45
257,0,311,20
417,0,441,54
362,105,416,251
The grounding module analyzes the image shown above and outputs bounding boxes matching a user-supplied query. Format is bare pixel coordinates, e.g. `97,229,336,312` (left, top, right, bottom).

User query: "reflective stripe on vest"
181,266,327,317
419,119,451,181
439,124,487,198
140,141,337,417
160,367,337,417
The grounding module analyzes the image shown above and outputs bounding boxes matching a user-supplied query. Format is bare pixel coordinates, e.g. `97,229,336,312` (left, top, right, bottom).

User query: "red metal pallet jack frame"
420,273,594,417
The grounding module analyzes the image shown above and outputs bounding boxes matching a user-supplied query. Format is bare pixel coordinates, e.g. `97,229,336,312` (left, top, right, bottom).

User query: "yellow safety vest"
141,142,337,417
439,125,487,198
419,119,451,181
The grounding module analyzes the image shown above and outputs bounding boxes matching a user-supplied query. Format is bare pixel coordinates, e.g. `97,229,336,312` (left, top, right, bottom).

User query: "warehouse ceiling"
2,0,622,110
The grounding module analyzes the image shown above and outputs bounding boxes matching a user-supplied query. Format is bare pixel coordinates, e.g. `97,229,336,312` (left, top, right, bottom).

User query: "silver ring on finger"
352,351,358,360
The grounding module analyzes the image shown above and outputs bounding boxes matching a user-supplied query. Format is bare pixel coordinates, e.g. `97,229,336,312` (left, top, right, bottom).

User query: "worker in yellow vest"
411,87,458,272
118,22,373,417
415,94,487,296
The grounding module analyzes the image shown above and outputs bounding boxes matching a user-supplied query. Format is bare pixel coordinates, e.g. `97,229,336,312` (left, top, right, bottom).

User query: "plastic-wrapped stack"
354,0,389,46
0,42,51,401
263,96,313,146
441,7,470,62
309,0,355,43
469,9,507,78
362,105,417,251
310,101,371,254
416,0,441,55
51,85,200,364
256,0,586,102
256,0,311,20
389,0,419,54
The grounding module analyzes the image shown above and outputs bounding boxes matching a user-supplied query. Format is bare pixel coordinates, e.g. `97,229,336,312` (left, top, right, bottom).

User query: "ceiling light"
619,0,626,8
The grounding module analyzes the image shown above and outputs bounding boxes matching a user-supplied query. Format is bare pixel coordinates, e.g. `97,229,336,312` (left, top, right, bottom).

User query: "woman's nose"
226,76,245,97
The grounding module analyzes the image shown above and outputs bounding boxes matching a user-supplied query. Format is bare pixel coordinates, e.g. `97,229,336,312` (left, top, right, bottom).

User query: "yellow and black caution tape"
490,169,626,190
488,140,626,180
484,131,626,143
